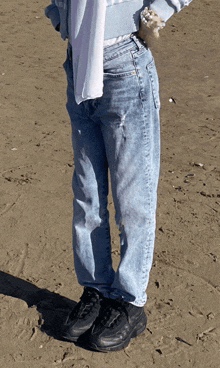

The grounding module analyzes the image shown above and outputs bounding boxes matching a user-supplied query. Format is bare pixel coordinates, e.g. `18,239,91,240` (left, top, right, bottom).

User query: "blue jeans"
63,33,160,307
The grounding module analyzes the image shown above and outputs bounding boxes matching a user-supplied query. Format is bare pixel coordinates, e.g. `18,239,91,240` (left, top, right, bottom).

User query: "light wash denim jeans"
63,33,160,307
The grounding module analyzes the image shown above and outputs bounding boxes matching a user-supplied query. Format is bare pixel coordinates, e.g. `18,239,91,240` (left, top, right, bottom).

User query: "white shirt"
70,1,107,105
69,1,131,105
103,33,131,47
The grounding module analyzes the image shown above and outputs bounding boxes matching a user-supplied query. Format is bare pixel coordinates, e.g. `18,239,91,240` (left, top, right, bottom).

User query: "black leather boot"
81,298,147,352
62,287,104,342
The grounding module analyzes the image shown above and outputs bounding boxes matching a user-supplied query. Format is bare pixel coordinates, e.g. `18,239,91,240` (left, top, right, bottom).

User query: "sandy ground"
1,0,220,367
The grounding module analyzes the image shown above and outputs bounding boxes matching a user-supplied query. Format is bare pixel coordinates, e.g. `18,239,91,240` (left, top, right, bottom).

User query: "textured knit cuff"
44,4,60,31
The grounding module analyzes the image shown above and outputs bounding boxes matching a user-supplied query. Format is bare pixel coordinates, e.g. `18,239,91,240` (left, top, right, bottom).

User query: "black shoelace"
69,288,101,320
97,299,129,328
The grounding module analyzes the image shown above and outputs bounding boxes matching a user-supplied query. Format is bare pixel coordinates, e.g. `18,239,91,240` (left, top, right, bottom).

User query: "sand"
1,0,220,367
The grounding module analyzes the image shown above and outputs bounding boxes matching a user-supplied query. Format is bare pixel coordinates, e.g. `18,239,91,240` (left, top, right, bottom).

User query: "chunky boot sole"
62,333,81,343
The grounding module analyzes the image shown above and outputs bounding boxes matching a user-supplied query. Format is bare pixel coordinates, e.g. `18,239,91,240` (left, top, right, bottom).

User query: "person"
44,0,193,352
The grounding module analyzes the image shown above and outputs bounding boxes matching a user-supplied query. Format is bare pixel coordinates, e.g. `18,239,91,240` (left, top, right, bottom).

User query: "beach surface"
1,0,220,367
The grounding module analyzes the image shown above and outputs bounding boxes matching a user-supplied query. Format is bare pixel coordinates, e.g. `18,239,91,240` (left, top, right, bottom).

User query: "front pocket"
103,69,136,78
103,57,136,78
146,60,160,110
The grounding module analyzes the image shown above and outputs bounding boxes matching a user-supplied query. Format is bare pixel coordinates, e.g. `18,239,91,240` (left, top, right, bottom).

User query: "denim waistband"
103,32,146,61
66,32,146,62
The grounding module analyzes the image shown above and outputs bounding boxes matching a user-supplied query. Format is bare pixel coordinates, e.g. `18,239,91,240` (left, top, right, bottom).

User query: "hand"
138,8,164,44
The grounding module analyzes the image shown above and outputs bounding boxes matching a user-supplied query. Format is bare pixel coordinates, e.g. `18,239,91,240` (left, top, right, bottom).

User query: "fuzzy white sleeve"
149,0,193,23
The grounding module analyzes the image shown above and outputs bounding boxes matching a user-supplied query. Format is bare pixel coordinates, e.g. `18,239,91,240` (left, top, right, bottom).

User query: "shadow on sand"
0,271,77,342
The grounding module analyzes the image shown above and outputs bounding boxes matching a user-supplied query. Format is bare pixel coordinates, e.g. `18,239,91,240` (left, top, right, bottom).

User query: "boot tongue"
99,299,129,328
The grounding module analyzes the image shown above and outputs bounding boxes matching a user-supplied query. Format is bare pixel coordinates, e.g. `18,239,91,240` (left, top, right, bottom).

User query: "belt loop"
130,32,142,51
